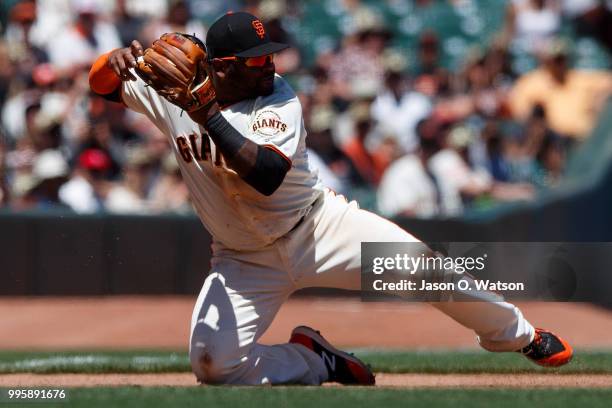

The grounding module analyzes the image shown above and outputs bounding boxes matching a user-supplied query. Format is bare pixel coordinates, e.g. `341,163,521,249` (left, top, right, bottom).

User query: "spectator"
257,0,301,74
341,101,385,186
306,105,364,190
518,107,567,188
0,1,608,216
139,0,205,47
59,148,111,213
485,118,547,186
121,0,168,20
140,127,171,193
113,0,146,47
371,68,432,153
3,1,49,88
328,8,391,101
562,0,612,53
4,106,38,206
412,31,451,98
533,132,565,187
46,0,122,71
460,43,515,119
0,40,13,109
26,0,76,51
15,148,69,210
2,91,40,143
74,118,123,180
508,39,612,140
0,133,9,206
308,64,339,109
505,0,561,53
430,123,535,215
429,124,495,215
105,146,151,213
481,120,514,182
149,153,191,213
377,118,442,218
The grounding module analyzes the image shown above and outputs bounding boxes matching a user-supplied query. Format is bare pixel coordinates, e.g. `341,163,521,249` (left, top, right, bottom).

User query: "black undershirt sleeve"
205,111,245,157
205,111,291,196
98,86,122,103
243,147,291,196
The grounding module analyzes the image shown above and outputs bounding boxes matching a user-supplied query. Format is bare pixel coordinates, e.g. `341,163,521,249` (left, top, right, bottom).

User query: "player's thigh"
189,258,292,379
294,192,423,290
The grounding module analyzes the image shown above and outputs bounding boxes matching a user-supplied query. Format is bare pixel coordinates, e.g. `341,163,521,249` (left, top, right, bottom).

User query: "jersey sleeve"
120,70,177,121
245,94,304,164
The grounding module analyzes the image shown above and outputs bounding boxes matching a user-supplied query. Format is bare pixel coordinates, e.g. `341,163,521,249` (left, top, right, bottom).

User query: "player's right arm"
90,42,173,122
88,41,144,103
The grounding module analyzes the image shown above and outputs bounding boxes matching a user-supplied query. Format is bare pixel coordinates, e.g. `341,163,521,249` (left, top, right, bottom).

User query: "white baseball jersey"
121,73,323,250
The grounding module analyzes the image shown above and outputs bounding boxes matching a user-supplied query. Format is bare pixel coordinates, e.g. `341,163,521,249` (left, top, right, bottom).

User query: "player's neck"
214,80,260,105
214,88,242,105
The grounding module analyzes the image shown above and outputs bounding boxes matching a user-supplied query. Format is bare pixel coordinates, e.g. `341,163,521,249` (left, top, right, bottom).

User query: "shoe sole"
290,326,375,385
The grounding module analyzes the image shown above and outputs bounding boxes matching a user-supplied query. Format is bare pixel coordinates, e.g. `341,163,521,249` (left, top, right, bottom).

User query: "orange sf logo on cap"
252,20,265,39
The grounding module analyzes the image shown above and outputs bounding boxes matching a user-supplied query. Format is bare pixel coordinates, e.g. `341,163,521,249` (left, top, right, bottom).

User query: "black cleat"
289,326,375,385
519,328,573,367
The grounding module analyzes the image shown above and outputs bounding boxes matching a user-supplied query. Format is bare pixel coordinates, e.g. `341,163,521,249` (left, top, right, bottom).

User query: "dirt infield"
1,297,611,349
0,373,611,388
2,297,612,389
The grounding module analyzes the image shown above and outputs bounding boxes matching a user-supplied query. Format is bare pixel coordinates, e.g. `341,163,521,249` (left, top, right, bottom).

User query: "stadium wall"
1,102,610,301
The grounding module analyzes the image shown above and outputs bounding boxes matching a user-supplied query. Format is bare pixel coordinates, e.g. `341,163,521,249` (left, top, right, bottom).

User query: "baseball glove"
135,33,216,113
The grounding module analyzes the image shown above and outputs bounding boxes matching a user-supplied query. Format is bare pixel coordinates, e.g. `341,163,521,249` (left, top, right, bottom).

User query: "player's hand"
107,41,144,81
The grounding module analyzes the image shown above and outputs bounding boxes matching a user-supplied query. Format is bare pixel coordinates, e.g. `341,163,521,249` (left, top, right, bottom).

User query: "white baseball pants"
189,189,534,385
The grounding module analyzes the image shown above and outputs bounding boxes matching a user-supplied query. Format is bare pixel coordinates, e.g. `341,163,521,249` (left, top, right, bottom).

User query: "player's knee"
189,333,245,384
190,343,236,384
190,348,222,383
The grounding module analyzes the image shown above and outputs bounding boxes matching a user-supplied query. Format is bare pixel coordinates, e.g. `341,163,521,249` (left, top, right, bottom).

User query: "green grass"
0,350,187,374
1,350,610,407
2,388,612,408
360,349,612,374
1,349,612,374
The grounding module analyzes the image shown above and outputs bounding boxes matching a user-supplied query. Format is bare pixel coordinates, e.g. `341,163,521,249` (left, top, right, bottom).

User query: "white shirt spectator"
511,0,561,53
377,154,438,218
429,149,492,216
105,185,148,213
370,90,432,153
1,92,30,141
560,0,599,18
27,0,71,49
124,0,168,18
59,174,102,213
47,22,122,70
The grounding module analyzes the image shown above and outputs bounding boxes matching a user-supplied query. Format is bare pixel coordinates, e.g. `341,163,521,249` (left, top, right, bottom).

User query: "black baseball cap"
205,12,289,59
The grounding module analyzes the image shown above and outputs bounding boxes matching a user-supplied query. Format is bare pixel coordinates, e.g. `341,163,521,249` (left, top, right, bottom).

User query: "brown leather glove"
135,33,216,112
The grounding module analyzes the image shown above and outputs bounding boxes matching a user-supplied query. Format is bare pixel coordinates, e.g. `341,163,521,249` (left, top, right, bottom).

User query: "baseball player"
89,12,573,386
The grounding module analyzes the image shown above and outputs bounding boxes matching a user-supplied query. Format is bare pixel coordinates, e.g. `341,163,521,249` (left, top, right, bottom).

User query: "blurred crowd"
0,0,611,218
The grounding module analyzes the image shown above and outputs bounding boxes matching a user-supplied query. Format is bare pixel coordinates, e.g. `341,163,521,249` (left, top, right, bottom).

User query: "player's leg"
189,250,327,385
288,189,534,352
